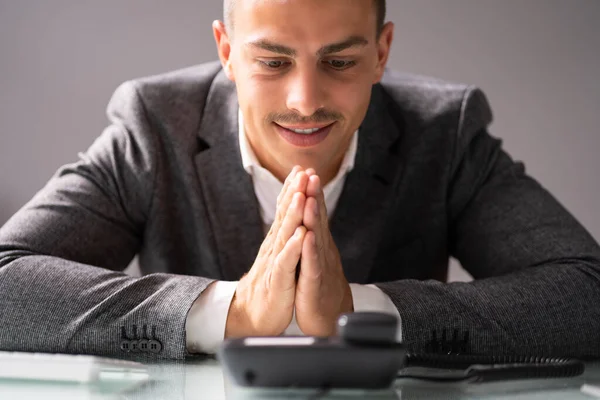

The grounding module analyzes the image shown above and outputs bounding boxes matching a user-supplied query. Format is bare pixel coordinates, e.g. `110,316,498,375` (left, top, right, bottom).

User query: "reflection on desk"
1,358,599,400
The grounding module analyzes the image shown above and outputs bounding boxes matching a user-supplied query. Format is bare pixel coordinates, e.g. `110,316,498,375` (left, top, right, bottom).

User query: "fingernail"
310,176,321,193
295,172,305,187
289,166,299,179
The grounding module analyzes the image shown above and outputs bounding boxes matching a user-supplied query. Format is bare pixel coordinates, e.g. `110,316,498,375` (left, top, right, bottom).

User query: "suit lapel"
194,71,264,280
331,84,406,284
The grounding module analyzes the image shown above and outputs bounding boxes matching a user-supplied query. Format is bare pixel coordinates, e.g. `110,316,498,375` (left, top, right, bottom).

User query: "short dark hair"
224,0,386,39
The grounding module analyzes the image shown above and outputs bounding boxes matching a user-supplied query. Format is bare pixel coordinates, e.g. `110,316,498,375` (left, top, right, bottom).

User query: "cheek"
329,81,372,122
237,79,277,128
247,78,273,101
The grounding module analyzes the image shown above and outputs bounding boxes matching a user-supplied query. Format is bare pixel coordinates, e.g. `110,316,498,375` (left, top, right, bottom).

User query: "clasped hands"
225,166,353,338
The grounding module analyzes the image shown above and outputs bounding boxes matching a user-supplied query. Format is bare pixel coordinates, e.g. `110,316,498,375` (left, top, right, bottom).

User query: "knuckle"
272,254,281,270
265,244,275,258
275,235,287,253
264,268,273,290
317,240,325,255
276,204,287,221
258,237,272,256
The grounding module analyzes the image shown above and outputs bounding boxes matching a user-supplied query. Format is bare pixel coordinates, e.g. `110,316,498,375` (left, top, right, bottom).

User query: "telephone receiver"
218,312,584,389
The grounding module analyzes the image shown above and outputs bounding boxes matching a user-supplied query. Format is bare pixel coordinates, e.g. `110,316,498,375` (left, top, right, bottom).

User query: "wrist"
225,291,250,338
342,282,354,313
225,294,243,338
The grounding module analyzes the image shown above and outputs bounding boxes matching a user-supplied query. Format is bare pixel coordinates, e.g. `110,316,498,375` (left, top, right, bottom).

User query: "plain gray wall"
1,1,599,281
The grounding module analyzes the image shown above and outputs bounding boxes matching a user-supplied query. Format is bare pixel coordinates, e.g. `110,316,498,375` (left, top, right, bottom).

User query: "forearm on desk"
375,261,600,358
0,254,213,359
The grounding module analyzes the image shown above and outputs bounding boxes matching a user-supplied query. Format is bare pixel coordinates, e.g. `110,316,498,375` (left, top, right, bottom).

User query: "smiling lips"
275,122,335,147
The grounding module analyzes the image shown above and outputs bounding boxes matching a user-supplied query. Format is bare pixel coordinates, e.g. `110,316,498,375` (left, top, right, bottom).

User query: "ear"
213,20,235,81
373,22,394,84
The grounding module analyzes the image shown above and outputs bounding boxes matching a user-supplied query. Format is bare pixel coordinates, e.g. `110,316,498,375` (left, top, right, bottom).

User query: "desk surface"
1,359,599,400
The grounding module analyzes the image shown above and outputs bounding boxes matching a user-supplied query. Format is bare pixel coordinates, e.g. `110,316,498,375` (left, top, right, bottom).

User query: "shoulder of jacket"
379,69,492,128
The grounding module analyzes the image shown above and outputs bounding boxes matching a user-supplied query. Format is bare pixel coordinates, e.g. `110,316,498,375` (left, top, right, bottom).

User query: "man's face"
216,0,392,182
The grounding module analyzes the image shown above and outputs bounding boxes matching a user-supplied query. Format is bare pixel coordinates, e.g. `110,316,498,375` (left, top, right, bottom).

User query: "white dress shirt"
185,110,401,354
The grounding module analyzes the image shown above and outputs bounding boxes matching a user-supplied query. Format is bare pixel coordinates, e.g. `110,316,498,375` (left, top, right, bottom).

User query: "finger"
306,175,328,225
305,168,316,176
270,226,306,293
299,231,322,282
302,196,326,275
304,175,328,253
276,165,302,206
303,196,319,231
277,171,308,215
259,169,303,271
267,166,301,243
274,191,305,254
304,175,321,232
272,166,302,234
308,176,329,244
305,173,319,198
270,171,308,237
296,232,321,311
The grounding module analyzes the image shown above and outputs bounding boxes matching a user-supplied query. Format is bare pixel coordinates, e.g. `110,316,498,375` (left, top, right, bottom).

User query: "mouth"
274,122,336,147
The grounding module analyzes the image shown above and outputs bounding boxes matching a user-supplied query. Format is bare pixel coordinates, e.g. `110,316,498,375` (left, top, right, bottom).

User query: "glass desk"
1,358,598,400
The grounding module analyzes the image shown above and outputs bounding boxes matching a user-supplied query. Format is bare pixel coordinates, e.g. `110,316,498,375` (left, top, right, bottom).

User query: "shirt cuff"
185,280,238,354
350,283,403,342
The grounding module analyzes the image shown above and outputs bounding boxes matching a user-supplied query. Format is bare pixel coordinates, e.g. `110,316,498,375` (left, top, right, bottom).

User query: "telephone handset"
218,312,584,389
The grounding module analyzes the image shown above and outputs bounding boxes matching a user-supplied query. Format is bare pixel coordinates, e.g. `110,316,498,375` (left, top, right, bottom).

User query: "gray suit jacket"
1,61,599,360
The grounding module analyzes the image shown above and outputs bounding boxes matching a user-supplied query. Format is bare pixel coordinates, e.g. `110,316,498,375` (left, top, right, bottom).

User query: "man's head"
213,0,394,184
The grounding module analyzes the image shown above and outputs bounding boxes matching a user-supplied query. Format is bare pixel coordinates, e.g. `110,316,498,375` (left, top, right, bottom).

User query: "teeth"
290,127,321,134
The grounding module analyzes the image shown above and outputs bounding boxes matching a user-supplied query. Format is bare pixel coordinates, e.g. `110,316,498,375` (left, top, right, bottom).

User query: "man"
1,0,599,360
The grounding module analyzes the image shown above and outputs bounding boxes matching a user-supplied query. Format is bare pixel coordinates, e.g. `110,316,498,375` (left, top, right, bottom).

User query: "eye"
325,60,355,70
261,60,287,69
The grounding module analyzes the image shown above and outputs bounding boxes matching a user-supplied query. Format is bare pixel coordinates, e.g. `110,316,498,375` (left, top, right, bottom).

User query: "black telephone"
218,312,584,389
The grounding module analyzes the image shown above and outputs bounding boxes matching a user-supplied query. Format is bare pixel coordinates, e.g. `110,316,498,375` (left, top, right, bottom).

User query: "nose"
285,67,325,117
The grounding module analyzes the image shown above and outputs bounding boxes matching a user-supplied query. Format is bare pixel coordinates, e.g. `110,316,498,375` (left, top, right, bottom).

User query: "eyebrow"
317,36,369,56
246,35,369,57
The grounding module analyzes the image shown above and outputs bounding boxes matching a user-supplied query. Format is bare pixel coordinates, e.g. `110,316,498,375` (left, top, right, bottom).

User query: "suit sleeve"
376,87,600,358
0,81,214,360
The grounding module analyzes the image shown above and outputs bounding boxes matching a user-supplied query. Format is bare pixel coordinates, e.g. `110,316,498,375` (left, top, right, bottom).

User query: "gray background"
1,1,599,281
